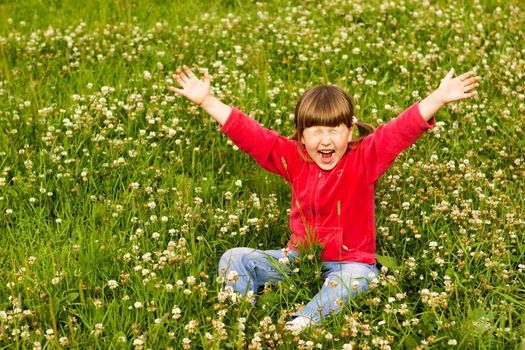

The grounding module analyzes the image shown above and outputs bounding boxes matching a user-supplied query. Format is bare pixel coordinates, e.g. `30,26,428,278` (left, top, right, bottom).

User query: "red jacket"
221,102,434,263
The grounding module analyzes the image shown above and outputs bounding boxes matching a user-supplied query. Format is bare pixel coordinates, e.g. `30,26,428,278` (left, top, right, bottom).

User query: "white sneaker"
285,316,314,334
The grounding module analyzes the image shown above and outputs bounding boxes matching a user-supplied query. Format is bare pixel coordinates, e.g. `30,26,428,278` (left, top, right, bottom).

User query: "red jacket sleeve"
359,102,435,184
220,108,299,181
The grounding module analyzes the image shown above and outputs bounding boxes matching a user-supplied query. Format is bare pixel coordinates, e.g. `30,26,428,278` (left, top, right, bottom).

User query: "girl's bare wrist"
430,90,447,108
199,95,215,108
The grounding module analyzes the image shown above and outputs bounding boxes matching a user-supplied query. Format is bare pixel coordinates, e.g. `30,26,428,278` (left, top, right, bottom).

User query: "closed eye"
308,129,322,135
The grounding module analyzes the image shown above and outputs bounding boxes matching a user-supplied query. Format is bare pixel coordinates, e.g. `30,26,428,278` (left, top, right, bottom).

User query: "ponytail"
349,121,375,149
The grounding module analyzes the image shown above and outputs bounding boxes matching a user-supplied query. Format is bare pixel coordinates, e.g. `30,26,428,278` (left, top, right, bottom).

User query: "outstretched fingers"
464,81,480,92
183,65,197,80
169,86,184,96
464,90,478,99
457,71,476,82
203,68,210,83
173,69,188,86
462,75,481,93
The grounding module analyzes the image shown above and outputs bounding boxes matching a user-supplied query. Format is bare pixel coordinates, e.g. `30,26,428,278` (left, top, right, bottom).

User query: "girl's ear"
300,134,305,144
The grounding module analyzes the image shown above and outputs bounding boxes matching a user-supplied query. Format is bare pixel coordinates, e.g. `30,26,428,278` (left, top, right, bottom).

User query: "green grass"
0,0,524,348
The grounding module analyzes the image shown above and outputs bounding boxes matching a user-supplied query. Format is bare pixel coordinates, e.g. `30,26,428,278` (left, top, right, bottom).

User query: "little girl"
170,66,480,331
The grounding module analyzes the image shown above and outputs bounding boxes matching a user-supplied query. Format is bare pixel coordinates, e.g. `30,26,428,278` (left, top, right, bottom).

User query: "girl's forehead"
304,123,348,130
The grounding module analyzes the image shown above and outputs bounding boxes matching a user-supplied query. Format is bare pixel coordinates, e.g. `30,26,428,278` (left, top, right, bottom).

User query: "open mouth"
318,150,335,163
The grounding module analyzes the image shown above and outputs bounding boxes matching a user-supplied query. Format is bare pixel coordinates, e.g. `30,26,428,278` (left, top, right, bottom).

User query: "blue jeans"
218,247,378,322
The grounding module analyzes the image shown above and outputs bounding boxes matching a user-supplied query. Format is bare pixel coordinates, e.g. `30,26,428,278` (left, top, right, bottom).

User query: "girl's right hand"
170,65,211,106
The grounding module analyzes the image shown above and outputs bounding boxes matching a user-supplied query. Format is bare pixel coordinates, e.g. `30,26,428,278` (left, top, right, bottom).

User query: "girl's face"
301,124,353,170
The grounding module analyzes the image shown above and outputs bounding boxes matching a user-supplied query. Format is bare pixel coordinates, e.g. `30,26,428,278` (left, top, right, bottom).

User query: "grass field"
0,0,524,348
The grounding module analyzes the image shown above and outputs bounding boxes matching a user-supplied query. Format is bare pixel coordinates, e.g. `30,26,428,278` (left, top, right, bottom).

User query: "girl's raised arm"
418,68,481,122
169,65,232,125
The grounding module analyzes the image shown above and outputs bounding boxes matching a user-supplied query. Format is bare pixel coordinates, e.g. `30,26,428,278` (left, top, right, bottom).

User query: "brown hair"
292,86,374,155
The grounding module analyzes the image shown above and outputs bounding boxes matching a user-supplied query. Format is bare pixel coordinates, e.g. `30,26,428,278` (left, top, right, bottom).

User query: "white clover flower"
45,329,55,340
186,276,196,285
59,337,69,346
93,323,104,335
172,306,181,320
182,337,191,349
91,296,105,309
133,337,144,346
107,280,118,289
278,257,289,264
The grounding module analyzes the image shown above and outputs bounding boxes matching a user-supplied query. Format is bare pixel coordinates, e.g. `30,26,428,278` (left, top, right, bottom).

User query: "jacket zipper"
313,170,322,229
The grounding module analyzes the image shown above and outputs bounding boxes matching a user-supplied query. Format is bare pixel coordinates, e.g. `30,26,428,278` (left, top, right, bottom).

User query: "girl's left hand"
170,65,211,106
436,68,481,104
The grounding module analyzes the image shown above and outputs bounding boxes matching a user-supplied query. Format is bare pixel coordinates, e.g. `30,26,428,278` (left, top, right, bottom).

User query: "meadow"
0,0,524,348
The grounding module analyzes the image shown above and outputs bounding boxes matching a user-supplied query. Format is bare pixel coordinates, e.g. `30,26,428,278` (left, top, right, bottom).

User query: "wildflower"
107,280,118,289
184,319,199,333
94,323,104,336
172,306,182,320
182,337,191,349
226,270,239,284
325,279,338,287
133,336,144,348
278,257,289,264
45,329,55,340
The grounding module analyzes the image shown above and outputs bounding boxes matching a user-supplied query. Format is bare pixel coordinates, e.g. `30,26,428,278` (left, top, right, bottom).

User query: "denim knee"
218,247,251,275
